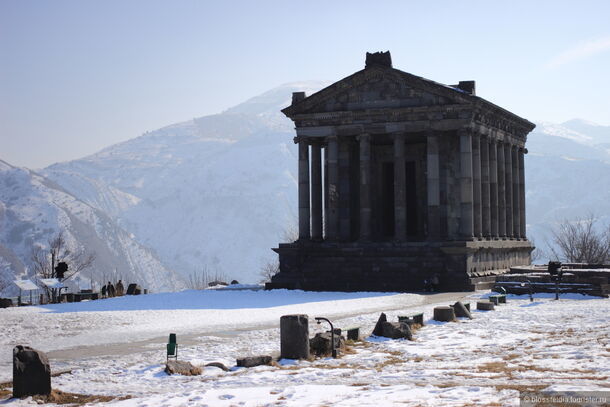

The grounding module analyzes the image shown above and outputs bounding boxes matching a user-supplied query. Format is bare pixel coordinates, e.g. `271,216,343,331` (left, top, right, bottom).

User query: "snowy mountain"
0,160,184,295
526,120,610,256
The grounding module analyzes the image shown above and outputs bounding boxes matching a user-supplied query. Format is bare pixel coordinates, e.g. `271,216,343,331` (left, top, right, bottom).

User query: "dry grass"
1,384,131,406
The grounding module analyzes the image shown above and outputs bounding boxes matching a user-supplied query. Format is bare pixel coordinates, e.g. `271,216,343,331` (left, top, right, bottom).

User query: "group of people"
101,279,125,298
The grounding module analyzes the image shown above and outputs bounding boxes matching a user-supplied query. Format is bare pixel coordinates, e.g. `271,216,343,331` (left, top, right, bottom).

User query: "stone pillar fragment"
310,143,323,240
426,132,440,240
481,136,491,238
13,345,51,398
298,139,310,240
459,129,474,239
497,141,506,238
393,133,407,241
512,145,520,238
280,315,310,360
472,134,482,239
359,134,372,240
504,142,513,238
326,136,339,240
519,148,526,239
489,140,498,238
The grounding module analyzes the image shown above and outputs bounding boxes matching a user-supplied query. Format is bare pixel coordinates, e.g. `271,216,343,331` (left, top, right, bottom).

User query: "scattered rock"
236,356,272,368
477,301,495,311
205,362,230,371
0,298,13,308
433,306,456,322
309,332,346,356
380,322,413,340
280,314,310,360
164,360,202,376
372,313,387,336
13,345,51,398
453,301,473,319
208,281,228,287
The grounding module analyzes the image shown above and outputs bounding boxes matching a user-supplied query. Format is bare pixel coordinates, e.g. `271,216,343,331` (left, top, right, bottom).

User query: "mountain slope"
0,159,184,295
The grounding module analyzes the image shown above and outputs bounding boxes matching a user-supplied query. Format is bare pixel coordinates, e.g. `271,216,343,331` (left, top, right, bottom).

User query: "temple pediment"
282,66,472,117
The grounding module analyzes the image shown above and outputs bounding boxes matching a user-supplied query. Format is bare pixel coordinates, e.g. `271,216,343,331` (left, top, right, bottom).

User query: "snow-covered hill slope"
43,82,331,283
0,160,184,295
526,120,610,255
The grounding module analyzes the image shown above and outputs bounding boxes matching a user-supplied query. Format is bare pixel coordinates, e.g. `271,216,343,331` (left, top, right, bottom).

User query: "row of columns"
297,129,527,242
458,129,527,240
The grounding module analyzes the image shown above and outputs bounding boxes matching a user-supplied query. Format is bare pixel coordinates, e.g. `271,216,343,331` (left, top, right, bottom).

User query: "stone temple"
268,51,535,292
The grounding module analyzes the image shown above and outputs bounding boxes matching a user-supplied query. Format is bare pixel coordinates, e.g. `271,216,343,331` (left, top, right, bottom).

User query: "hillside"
0,160,184,295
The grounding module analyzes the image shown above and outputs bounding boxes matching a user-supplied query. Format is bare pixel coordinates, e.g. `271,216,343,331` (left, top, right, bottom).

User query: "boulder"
380,322,413,340
0,298,13,308
13,345,51,398
230,280,239,285
372,313,387,336
236,356,272,368
165,360,202,376
453,301,473,319
126,283,142,295
280,314,309,360
309,331,346,356
477,301,495,311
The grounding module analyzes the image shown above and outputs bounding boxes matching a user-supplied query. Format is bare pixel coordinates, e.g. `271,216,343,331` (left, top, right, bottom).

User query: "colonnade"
297,129,527,242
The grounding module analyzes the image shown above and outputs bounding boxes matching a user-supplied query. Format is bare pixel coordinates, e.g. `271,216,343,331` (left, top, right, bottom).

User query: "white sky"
1,0,609,168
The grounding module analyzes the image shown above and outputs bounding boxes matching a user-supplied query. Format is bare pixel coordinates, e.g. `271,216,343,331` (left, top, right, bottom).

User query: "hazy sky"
1,0,609,169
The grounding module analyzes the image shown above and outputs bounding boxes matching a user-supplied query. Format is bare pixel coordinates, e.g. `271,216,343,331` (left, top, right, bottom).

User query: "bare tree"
30,231,96,300
259,220,298,284
548,215,610,264
259,259,279,284
187,265,228,289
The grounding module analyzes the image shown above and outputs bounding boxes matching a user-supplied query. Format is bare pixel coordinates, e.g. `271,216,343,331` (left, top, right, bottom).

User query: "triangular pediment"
283,67,473,117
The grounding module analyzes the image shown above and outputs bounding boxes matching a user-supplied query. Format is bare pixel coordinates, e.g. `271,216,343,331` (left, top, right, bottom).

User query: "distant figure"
116,280,124,296
431,273,440,292
101,284,107,298
107,281,116,297
423,279,430,292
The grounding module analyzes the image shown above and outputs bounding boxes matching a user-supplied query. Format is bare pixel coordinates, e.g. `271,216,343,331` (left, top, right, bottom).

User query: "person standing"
116,280,124,296
107,281,116,297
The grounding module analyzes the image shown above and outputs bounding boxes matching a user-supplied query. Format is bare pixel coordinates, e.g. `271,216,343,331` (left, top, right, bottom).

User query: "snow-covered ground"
1,289,608,406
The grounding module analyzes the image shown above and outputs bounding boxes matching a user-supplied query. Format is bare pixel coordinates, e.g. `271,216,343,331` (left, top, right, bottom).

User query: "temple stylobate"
268,52,535,292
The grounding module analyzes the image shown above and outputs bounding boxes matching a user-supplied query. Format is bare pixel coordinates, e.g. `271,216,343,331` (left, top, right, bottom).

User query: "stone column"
472,134,482,239
298,138,310,240
497,141,506,238
427,132,440,240
393,133,407,241
310,143,323,240
519,148,526,239
504,142,513,238
326,136,339,240
489,139,498,238
459,129,474,239
359,134,372,240
481,136,491,238
338,138,351,240
511,145,520,239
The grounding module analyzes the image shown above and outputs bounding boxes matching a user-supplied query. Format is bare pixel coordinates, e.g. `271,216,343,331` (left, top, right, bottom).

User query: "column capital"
356,133,371,142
